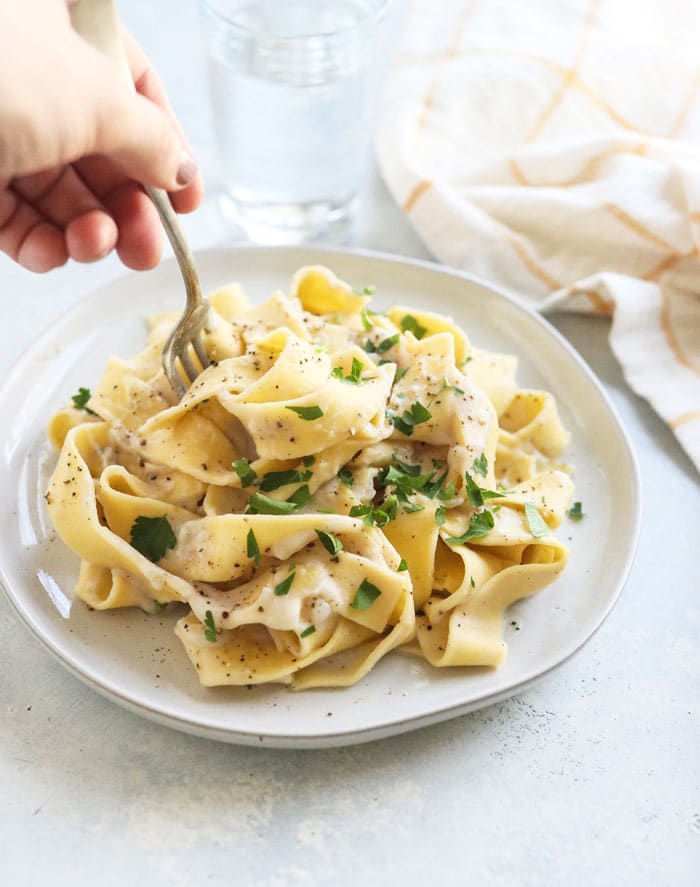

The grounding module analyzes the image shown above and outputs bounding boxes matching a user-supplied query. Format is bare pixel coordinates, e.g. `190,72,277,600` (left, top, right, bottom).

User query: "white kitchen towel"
376,0,700,472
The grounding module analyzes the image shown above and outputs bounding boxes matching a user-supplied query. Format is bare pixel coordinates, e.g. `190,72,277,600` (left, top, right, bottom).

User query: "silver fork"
70,0,211,399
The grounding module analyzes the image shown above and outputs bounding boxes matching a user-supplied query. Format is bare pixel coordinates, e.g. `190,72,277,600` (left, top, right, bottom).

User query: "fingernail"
177,151,198,187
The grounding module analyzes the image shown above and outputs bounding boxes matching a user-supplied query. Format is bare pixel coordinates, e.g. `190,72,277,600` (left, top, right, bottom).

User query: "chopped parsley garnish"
349,501,396,528
394,366,409,384
392,401,432,436
392,457,422,476
233,457,257,487
300,625,316,638
259,468,312,492
437,481,456,501
525,502,549,538
130,515,176,562
398,558,409,572
273,568,296,596
438,376,465,396
350,578,382,611
445,510,495,545
422,470,448,499
204,610,217,643
338,468,353,487
376,334,400,354
302,455,315,467
400,314,427,340
435,506,446,526
568,501,584,520
152,600,167,614
459,355,473,366
248,484,310,514
402,501,425,514
287,484,311,509
316,529,343,556
246,528,260,567
331,357,365,384
363,285,376,295
473,453,488,478
71,386,96,414
360,308,374,330
470,576,476,588
286,405,324,420
464,471,506,508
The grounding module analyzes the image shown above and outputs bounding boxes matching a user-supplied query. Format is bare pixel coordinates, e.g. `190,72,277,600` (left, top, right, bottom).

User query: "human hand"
0,0,203,272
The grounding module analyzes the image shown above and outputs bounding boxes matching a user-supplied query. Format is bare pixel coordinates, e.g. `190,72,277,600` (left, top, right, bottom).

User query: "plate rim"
0,244,642,748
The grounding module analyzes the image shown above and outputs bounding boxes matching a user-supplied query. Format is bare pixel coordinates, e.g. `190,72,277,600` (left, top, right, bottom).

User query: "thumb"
92,86,197,191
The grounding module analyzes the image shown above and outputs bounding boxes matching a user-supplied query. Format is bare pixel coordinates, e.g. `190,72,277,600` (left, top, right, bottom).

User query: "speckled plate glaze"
0,246,640,748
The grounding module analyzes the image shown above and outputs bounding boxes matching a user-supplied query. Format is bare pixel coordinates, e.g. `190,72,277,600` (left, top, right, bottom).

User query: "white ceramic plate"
0,246,640,748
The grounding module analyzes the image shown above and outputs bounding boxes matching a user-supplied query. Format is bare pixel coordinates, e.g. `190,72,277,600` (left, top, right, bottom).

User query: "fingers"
74,155,164,269
104,183,163,270
12,165,118,262
0,187,67,272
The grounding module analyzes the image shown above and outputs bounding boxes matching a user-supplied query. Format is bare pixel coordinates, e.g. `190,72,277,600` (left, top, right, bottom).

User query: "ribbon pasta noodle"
45,266,574,689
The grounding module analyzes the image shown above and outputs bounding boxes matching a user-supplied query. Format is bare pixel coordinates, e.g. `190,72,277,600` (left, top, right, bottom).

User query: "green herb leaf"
410,401,432,424
422,470,448,499
568,501,584,520
233,457,257,487
392,401,432,436
437,481,456,501
459,355,473,366
300,624,316,638
152,600,167,614
392,457,422,477
360,308,374,330
398,558,409,572
248,482,311,514
402,501,425,514
302,455,315,467
435,505,446,526
273,568,296,596
286,405,324,420
247,492,299,515
316,529,343,556
470,576,476,588
445,510,495,545
464,472,485,508
363,285,376,295
286,484,311,509
376,334,400,353
473,454,488,478
338,468,353,488
400,314,427,340
130,515,176,562
71,386,96,414
259,469,312,492
525,502,549,538
204,610,217,643
464,471,506,507
363,338,377,353
350,578,382,611
394,366,409,384
247,528,260,567
331,357,365,384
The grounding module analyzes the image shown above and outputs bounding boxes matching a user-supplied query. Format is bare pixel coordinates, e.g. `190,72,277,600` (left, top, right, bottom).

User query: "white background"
0,2,697,885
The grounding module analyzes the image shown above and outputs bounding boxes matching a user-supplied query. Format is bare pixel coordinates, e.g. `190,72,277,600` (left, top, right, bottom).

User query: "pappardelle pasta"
46,266,574,689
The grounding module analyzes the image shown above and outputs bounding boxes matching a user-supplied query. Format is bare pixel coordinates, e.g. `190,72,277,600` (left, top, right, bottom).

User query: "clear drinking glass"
200,0,394,243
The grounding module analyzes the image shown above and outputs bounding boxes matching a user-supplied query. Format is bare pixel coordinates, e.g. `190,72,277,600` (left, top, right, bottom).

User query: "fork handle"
69,0,202,312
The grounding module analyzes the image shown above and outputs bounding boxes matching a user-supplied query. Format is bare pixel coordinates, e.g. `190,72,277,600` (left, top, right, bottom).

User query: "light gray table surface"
1,2,698,885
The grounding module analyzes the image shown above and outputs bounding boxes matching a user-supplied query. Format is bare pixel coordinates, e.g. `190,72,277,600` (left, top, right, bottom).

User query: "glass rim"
202,0,394,42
